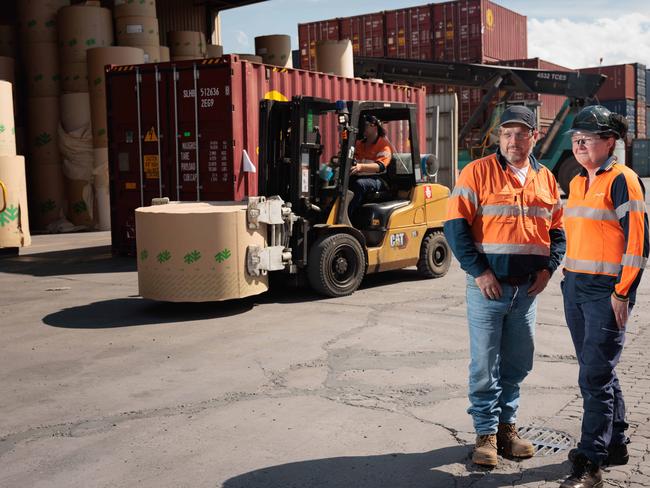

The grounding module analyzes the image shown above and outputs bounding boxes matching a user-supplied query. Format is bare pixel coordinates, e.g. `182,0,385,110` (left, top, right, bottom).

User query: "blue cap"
499,106,536,129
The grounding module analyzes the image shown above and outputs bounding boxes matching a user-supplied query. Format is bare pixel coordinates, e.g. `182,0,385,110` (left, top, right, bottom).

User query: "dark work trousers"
348,177,388,217
562,281,629,465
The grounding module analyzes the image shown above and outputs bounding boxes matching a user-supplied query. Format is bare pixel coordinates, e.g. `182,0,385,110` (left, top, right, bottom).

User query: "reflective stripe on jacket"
443,150,566,279
564,159,649,301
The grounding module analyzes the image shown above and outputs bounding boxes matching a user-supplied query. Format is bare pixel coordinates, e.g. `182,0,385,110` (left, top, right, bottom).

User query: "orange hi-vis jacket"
564,158,649,302
354,136,392,175
443,151,566,279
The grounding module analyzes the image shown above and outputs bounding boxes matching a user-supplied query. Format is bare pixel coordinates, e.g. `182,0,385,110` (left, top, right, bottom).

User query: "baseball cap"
499,106,537,129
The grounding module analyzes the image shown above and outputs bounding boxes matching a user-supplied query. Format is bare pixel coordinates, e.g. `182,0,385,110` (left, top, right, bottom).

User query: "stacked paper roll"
255,35,292,68
114,1,160,64
316,40,354,78
0,81,16,157
169,31,206,61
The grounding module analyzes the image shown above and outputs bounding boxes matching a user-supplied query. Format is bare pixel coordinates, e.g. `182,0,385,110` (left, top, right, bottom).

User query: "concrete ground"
1,224,650,487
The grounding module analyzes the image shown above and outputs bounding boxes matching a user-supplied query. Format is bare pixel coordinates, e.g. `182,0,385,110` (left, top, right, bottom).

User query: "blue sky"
220,0,650,69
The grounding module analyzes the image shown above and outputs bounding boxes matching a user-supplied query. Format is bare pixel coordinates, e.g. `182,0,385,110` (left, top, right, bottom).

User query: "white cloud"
235,30,250,50
528,13,650,69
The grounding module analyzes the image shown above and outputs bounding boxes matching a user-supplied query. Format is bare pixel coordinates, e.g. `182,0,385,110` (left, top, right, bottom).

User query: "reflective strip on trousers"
621,254,648,269
564,206,618,221
615,199,647,219
475,242,551,256
451,186,478,208
477,204,551,220
565,257,621,275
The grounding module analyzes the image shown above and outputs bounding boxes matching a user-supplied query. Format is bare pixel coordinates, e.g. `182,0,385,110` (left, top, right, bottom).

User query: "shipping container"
339,13,385,60
580,64,636,101
433,0,527,63
647,105,650,138
298,18,340,71
429,84,485,145
635,64,646,138
646,70,650,102
600,99,636,137
632,139,650,177
385,5,435,60
106,56,427,254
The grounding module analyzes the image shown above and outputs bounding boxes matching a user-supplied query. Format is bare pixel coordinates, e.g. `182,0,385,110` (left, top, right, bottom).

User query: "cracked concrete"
2,231,650,487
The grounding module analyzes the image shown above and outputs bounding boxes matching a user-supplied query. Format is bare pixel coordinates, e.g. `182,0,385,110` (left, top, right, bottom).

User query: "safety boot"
497,423,535,458
472,434,498,467
560,453,602,488
568,443,629,467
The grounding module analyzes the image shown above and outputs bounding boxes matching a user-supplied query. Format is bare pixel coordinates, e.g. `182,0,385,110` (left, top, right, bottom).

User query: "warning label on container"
144,155,160,179
144,127,158,142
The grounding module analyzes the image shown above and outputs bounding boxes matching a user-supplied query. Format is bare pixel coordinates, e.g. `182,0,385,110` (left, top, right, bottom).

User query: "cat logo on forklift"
390,232,408,249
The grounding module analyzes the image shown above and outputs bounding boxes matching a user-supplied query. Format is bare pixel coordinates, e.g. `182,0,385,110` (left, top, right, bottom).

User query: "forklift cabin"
258,96,450,297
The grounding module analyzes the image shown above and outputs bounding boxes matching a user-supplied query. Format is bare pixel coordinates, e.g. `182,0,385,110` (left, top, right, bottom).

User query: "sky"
220,0,650,69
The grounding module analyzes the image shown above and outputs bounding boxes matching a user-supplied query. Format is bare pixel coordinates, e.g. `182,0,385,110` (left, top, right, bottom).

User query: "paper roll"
57,5,113,63
0,155,31,248
136,202,269,302
0,80,16,157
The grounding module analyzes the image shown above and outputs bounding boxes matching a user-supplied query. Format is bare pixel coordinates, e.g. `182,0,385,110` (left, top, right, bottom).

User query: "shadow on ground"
222,445,568,488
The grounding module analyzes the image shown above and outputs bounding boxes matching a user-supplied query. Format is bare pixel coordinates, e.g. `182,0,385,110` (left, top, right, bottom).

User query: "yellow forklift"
251,96,451,297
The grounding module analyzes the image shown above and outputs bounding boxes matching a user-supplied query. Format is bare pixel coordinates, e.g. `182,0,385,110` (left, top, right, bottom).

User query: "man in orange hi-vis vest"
559,106,649,488
348,115,392,216
444,106,566,468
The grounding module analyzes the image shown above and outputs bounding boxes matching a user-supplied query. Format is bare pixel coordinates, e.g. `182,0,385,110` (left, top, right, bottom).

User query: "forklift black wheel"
417,231,451,278
308,233,366,297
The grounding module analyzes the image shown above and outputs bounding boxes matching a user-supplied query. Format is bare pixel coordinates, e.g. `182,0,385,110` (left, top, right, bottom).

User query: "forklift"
248,96,452,297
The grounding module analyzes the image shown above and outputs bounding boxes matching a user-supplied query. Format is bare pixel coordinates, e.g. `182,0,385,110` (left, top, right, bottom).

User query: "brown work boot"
497,423,535,458
472,434,498,467
560,453,603,488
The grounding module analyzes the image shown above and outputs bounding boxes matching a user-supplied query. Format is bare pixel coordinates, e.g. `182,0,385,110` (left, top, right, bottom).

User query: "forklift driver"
348,115,393,216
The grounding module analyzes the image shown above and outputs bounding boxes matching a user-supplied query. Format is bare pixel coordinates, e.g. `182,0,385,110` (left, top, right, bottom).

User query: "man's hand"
475,269,502,300
350,164,361,175
528,269,551,296
611,295,629,330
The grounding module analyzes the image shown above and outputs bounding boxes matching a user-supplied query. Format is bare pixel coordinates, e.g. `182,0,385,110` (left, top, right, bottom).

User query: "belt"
500,274,534,286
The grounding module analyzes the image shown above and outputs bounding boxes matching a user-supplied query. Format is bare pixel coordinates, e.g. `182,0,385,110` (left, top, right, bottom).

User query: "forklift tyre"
308,233,366,297
417,231,451,278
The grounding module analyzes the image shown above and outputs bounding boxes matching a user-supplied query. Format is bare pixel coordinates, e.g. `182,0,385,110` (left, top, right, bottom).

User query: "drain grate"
518,426,574,456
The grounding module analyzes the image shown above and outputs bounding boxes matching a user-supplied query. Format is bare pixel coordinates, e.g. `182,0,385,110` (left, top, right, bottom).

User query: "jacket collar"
578,156,616,177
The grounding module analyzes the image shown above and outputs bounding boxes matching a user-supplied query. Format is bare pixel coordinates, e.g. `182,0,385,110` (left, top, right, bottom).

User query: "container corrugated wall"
106,56,426,254
298,19,340,71
339,13,385,61
157,0,207,46
632,139,650,176
385,5,435,60
579,64,636,100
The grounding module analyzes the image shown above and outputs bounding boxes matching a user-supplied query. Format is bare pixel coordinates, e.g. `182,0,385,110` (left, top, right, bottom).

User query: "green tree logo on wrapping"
68,38,77,47
157,250,171,263
0,125,5,133
215,248,232,263
140,250,149,262
73,200,87,214
184,250,201,264
45,20,55,28
35,132,52,147
40,199,56,213
0,204,18,227
86,38,97,47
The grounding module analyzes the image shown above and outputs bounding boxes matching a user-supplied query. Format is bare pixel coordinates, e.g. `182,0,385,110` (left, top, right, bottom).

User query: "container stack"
18,0,69,231
169,31,207,61
57,3,113,228
113,0,161,63
0,80,31,249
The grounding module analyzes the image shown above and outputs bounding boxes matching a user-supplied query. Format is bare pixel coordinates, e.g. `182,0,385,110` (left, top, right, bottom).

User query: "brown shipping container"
339,13,385,60
385,5,435,60
106,55,426,254
579,64,636,100
298,19,340,71
433,0,527,63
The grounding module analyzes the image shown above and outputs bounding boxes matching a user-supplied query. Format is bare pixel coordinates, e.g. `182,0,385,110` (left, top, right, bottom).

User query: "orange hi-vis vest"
354,136,392,175
444,152,565,279
564,159,649,300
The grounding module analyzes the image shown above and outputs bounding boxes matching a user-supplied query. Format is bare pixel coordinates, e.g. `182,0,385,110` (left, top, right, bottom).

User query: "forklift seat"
352,199,410,246
362,155,398,203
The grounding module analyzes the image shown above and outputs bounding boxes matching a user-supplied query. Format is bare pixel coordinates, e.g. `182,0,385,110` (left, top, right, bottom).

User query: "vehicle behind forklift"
255,96,452,297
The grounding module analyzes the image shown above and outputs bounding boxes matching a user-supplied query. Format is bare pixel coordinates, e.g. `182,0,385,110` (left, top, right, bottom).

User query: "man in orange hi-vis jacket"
348,115,392,216
559,106,649,488
444,106,566,468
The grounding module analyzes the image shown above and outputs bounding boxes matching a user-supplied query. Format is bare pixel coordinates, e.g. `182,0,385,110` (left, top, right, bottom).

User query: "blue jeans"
466,274,537,434
348,177,387,216
562,280,628,465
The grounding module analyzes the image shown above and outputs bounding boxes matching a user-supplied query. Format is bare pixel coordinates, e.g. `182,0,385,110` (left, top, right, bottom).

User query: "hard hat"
569,105,628,139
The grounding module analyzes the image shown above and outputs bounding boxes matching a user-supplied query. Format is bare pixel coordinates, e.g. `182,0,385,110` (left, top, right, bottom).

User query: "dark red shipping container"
579,64,636,101
298,18,340,71
385,5,435,60
433,0,527,63
106,56,426,254
339,13,385,60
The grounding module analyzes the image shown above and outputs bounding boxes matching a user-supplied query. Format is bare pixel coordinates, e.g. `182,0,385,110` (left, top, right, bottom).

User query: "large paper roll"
60,62,88,93
0,80,16,157
206,44,223,58
28,162,65,230
113,0,156,18
0,155,31,248
316,40,354,78
57,5,113,63
115,17,159,47
159,46,170,62
27,96,59,165
23,42,60,97
0,57,14,85
87,47,145,148
168,31,206,58
60,92,91,132
255,35,292,68
136,202,269,302
0,25,17,58
18,0,70,43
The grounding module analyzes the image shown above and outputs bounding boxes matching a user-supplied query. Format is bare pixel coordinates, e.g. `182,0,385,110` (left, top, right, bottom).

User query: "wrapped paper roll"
136,202,269,302
0,155,31,248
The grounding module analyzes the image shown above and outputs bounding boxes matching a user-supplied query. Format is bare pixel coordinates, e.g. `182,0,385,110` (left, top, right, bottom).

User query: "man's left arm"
352,142,391,174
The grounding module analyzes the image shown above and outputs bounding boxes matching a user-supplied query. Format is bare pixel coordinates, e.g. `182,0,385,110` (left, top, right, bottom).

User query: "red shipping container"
298,18,340,71
106,56,426,254
385,5,435,60
637,103,646,139
339,13,385,59
433,0,527,63
579,64,636,101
